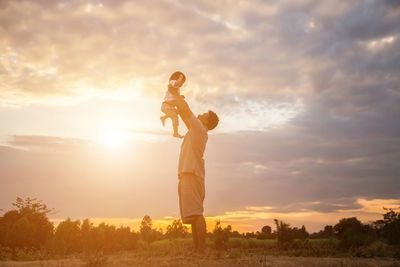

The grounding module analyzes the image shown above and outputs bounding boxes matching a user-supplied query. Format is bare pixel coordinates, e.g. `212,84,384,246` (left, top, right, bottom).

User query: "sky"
0,0,400,233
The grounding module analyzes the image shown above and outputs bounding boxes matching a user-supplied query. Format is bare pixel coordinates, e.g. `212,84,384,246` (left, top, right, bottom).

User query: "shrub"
54,218,82,254
212,221,231,250
374,208,400,245
0,197,54,249
83,251,108,267
274,219,294,249
165,219,188,239
334,217,375,249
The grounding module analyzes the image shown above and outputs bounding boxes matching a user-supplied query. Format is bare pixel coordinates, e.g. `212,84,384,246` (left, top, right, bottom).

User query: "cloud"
206,197,400,232
1,0,399,131
0,0,399,233
7,134,96,152
47,197,400,233
1,127,399,230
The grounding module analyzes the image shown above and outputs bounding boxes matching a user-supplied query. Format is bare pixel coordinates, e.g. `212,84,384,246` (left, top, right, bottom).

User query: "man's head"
169,71,186,87
198,110,219,131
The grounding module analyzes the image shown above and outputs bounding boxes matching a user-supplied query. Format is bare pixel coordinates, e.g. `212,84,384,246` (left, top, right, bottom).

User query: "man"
174,79,219,253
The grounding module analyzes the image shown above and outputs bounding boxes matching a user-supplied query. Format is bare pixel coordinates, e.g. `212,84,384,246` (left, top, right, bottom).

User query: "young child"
160,71,186,138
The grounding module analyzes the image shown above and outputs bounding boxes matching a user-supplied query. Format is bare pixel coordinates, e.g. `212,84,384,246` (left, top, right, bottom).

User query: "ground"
1,249,399,267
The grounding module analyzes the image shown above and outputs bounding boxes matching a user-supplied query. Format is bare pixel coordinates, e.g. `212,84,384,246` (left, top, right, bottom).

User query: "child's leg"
160,102,173,127
161,102,183,138
171,112,183,138
160,115,168,127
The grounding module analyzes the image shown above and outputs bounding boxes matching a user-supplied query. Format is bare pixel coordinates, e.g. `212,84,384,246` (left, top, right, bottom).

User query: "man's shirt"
178,114,208,179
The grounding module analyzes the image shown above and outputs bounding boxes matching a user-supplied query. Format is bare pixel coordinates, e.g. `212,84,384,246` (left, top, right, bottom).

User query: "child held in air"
160,71,185,138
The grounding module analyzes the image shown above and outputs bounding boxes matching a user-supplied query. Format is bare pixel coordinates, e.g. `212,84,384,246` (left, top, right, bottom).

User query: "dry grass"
1,249,399,267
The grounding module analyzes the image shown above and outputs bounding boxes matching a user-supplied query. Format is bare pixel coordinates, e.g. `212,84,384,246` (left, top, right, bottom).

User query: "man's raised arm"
174,97,195,131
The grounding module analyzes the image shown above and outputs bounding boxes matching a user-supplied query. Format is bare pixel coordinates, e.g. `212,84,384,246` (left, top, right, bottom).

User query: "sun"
95,129,130,147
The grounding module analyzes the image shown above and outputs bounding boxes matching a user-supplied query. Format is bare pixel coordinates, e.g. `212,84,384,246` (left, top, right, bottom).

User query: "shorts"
178,173,205,224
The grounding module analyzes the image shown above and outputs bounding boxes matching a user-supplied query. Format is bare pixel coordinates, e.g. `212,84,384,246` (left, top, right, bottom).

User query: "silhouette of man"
174,82,219,253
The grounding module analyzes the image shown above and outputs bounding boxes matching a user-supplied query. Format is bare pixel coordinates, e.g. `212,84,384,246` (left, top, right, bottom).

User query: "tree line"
0,197,399,254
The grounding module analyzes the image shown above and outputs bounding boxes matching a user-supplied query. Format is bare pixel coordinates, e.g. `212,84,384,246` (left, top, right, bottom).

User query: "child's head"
169,71,186,87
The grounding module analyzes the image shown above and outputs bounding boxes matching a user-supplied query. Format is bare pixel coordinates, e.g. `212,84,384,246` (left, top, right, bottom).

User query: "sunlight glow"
95,129,131,147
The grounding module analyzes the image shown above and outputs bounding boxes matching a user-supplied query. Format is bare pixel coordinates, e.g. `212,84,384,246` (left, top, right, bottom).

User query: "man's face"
197,112,210,127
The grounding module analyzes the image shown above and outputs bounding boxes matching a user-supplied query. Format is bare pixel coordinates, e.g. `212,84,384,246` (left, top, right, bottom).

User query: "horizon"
1,0,400,235
3,196,397,234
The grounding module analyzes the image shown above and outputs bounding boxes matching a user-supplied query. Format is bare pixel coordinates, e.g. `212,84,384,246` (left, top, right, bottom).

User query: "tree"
373,207,400,245
257,225,273,239
310,225,335,239
98,222,118,251
291,225,309,240
212,221,232,250
165,219,188,239
244,232,256,239
140,215,153,243
115,226,139,250
262,225,272,235
323,225,334,237
274,219,294,249
54,218,82,254
0,197,54,249
81,218,92,251
334,217,374,248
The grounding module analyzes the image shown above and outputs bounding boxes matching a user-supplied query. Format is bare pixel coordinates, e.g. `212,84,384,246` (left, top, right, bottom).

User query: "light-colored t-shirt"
164,80,180,101
178,115,208,179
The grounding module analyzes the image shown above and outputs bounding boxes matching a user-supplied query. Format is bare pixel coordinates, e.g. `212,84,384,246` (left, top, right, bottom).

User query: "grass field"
1,238,400,267
1,249,400,267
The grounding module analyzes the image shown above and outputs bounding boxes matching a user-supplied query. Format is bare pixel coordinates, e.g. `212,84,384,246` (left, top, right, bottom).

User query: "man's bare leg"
194,215,206,253
191,223,198,251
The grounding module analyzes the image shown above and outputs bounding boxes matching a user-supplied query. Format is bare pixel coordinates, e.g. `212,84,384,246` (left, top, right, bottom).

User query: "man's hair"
207,110,219,130
169,71,186,83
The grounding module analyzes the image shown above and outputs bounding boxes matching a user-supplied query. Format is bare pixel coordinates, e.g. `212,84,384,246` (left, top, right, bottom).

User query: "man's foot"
160,116,166,127
173,133,184,139
194,247,207,257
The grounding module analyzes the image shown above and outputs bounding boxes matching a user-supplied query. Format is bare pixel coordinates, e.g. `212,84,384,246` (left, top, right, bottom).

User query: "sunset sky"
1,0,399,233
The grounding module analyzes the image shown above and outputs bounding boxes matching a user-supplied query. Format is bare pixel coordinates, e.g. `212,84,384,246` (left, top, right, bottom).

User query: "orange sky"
1,0,400,233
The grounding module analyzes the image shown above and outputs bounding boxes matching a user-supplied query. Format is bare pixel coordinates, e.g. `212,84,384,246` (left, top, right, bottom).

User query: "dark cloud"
1,0,398,118
204,126,400,214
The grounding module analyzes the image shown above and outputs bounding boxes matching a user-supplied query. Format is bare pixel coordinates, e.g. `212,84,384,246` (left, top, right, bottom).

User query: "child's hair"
207,110,219,130
169,71,186,83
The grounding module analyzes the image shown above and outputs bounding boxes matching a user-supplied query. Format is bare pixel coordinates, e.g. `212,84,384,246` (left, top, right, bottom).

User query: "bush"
165,219,188,239
212,221,231,250
334,217,375,249
0,197,54,249
83,251,108,267
0,246,13,260
351,240,390,258
55,218,82,254
274,219,294,249
374,208,400,245
228,238,244,248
